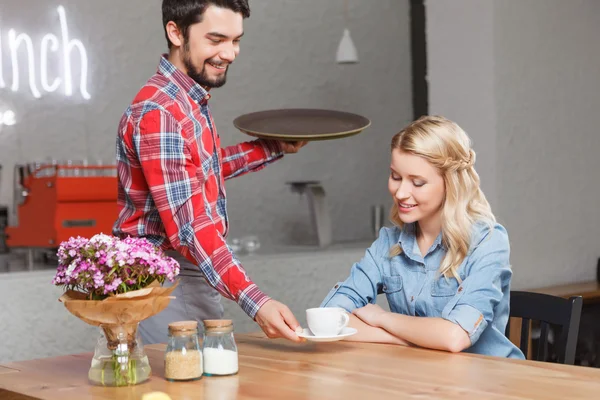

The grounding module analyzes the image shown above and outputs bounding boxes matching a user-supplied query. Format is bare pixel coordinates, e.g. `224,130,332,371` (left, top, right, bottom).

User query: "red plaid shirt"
113,55,283,318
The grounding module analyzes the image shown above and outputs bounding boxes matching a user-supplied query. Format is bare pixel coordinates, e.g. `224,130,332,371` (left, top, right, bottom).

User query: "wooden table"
2,333,600,399
528,280,600,303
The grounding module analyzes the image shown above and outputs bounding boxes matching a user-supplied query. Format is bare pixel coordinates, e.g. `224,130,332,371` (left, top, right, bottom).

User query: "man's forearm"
221,140,283,180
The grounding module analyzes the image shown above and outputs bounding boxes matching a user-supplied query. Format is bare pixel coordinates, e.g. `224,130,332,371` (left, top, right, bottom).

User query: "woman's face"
388,149,445,227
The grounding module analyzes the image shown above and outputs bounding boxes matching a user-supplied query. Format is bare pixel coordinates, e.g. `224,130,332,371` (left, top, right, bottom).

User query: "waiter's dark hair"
162,0,250,48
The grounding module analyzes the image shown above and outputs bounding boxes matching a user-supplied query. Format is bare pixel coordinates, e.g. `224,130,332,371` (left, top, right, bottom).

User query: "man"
113,0,306,344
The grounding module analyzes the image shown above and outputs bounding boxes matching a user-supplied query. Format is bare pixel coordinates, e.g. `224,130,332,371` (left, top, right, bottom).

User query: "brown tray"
233,109,371,141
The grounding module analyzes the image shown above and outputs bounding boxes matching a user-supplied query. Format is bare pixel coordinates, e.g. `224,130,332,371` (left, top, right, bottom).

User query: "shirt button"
458,286,463,293
334,284,339,289
205,94,211,100
411,296,414,302
382,285,387,291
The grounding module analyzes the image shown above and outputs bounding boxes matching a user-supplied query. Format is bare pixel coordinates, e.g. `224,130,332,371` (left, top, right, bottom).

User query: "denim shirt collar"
398,223,444,261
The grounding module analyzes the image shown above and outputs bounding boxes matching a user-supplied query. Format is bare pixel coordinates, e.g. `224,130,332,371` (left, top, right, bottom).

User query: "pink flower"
52,235,180,298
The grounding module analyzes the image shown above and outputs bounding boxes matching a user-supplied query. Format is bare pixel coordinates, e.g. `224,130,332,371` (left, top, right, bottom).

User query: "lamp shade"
336,28,358,64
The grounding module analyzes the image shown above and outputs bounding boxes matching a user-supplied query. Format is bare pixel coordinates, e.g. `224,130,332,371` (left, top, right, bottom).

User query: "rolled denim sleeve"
320,229,389,312
441,225,512,345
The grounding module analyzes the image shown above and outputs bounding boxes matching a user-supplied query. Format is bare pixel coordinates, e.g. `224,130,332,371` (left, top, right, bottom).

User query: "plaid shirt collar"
157,54,211,104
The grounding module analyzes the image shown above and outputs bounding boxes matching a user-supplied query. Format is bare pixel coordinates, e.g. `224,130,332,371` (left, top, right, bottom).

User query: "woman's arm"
320,232,390,311
378,314,470,353
353,304,470,353
344,314,412,346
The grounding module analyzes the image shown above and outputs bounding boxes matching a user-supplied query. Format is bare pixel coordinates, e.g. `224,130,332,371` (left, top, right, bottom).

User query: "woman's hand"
352,304,387,327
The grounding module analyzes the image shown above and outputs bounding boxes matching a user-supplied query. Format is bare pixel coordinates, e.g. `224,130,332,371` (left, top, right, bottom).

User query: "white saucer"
297,327,357,342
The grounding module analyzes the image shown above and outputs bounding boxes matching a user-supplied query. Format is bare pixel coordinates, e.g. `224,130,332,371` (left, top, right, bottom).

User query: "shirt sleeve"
440,224,512,345
320,229,388,312
220,139,283,180
132,107,269,318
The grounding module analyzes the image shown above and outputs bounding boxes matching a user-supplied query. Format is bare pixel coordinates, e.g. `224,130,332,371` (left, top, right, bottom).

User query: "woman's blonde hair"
389,115,495,281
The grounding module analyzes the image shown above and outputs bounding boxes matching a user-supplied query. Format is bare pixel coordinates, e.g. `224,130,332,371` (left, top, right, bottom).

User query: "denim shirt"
321,222,525,359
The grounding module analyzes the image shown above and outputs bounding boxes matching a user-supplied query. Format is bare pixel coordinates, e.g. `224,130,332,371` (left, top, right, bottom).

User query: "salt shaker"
202,319,239,376
164,321,203,381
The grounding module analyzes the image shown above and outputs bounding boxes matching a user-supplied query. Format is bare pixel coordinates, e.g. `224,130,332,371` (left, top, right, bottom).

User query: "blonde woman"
321,116,524,358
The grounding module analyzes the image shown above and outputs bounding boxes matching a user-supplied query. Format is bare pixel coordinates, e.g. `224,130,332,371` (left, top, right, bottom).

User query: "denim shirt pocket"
382,275,404,313
430,277,461,314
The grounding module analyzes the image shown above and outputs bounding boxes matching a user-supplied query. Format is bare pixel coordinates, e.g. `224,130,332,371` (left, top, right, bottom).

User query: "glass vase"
88,322,151,387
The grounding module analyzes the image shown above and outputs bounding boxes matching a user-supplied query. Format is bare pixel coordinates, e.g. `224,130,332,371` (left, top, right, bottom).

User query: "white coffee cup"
306,307,350,336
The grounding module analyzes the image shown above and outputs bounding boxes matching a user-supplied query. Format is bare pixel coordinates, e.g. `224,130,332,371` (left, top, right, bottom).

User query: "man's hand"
352,304,388,327
255,299,304,342
278,140,308,154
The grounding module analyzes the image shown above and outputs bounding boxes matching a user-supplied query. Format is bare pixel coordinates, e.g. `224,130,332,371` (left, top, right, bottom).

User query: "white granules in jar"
164,349,203,381
202,348,238,375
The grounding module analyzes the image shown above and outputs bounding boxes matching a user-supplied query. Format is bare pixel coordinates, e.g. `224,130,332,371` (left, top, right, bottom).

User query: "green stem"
112,354,120,386
131,359,137,384
110,351,137,386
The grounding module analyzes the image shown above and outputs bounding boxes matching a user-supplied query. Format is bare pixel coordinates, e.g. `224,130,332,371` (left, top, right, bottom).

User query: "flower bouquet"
52,234,180,387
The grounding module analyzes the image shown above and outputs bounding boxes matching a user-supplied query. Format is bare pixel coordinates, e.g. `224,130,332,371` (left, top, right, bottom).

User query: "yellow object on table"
142,392,172,400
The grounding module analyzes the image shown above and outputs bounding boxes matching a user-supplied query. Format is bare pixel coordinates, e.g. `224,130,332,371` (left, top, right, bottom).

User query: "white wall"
0,0,412,247
494,0,600,287
426,0,600,289
425,0,497,207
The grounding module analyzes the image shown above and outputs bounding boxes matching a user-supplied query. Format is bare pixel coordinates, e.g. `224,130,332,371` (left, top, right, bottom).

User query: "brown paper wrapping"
58,281,179,349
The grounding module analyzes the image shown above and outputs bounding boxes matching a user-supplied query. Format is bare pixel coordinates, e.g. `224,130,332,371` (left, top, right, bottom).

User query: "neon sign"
0,5,90,100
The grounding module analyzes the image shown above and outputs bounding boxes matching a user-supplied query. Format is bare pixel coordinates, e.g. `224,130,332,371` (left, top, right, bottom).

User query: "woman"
321,115,524,358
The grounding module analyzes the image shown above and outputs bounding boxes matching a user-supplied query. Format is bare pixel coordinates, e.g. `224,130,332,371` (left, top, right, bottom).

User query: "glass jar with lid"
164,320,203,382
202,319,239,376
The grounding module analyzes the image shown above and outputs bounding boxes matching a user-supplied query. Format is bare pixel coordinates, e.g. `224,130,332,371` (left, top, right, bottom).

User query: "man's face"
180,6,244,88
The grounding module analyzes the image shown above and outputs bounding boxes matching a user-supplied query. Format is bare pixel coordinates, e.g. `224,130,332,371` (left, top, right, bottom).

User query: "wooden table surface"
528,280,600,302
2,332,600,400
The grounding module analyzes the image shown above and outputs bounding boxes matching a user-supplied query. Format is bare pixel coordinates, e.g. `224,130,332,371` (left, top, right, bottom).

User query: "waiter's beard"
182,42,229,88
